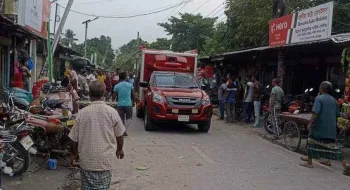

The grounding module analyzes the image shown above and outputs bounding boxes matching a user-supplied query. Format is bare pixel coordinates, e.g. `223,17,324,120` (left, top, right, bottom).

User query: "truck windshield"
154,74,198,89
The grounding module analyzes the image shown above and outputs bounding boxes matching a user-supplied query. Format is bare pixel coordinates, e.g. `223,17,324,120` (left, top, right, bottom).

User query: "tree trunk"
277,49,286,88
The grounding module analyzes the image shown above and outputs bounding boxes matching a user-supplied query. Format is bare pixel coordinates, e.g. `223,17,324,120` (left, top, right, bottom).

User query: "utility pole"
82,17,99,58
53,3,59,34
135,32,140,73
47,0,58,82
52,0,74,53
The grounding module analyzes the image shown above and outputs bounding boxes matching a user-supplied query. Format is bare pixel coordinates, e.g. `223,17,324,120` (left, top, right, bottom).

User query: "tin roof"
211,32,350,61
0,15,42,38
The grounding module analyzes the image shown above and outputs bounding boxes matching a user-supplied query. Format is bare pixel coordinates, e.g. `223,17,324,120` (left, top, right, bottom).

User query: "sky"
54,0,226,49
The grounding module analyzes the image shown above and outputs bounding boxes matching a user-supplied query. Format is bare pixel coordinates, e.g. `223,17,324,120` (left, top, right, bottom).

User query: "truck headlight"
201,96,211,106
153,93,166,104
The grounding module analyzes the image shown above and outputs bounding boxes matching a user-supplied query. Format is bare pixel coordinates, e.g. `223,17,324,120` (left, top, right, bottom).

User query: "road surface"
3,113,350,190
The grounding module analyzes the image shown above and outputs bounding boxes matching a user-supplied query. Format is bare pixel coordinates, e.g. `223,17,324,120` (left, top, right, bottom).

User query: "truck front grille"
166,97,200,107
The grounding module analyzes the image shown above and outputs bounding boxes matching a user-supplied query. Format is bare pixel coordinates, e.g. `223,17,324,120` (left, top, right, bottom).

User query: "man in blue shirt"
113,72,135,136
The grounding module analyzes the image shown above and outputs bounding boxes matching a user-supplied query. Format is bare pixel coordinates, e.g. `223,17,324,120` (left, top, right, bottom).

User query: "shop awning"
211,32,350,62
0,15,43,39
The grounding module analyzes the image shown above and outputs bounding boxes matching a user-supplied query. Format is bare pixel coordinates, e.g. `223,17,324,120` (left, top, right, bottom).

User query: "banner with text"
269,14,293,47
269,2,333,47
18,0,51,38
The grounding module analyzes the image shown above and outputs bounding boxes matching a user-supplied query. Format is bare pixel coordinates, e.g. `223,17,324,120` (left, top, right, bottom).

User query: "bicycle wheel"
283,121,301,151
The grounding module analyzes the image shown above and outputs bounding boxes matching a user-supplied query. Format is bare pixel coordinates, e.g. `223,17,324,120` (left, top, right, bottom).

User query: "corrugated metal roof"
211,33,350,61
0,14,42,38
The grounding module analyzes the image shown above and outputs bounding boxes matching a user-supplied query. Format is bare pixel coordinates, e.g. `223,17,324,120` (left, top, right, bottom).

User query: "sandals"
299,163,313,168
343,165,350,176
300,157,332,166
319,160,332,167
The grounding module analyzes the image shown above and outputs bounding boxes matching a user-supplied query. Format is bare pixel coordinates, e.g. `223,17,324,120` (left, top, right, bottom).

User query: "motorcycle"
261,85,275,134
0,131,17,177
0,119,35,175
288,88,315,114
4,103,74,165
24,112,74,162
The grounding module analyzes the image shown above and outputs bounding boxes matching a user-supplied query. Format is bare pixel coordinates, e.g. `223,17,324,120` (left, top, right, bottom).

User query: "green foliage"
149,38,172,50
341,47,350,72
159,13,217,53
114,38,148,71
224,0,350,50
60,29,78,47
202,22,229,56
68,35,116,70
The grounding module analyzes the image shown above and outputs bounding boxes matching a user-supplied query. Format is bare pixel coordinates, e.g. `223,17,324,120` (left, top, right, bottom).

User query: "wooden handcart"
278,113,312,151
279,113,350,151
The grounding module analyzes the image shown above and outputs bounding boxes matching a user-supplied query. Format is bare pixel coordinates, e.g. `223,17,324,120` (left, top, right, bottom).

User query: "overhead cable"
58,0,192,18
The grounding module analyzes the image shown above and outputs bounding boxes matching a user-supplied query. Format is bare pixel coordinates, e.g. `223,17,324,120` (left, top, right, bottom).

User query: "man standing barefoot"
69,80,126,189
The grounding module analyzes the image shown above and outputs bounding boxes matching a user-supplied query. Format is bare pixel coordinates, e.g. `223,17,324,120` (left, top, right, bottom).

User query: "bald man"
69,80,126,189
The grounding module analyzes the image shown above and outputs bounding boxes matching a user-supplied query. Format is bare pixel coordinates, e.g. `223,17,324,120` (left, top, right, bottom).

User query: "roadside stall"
279,46,350,152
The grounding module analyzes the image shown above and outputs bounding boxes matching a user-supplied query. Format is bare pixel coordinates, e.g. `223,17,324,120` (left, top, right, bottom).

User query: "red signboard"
269,14,293,47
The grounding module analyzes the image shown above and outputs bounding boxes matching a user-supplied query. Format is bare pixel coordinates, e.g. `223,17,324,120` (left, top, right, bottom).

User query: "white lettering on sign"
289,2,333,44
24,0,43,32
271,22,288,34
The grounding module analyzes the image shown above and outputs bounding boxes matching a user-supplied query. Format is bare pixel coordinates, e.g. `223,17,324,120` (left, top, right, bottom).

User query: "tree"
159,13,217,53
61,29,78,47
114,38,148,71
70,35,116,70
202,22,230,56
225,0,271,48
149,38,172,50
224,0,350,50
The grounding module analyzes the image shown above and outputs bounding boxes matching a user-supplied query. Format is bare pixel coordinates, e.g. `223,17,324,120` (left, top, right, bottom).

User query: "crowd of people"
217,75,350,176
62,67,136,113
217,75,283,129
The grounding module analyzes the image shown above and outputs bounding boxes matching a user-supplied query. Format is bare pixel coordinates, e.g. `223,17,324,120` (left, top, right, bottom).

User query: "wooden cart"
278,113,312,151
279,113,350,151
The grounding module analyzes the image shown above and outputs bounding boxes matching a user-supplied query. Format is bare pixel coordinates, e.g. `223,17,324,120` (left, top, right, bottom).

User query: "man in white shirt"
243,76,254,123
69,80,125,189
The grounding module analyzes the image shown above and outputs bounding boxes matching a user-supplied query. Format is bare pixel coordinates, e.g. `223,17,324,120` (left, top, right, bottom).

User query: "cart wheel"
283,121,301,152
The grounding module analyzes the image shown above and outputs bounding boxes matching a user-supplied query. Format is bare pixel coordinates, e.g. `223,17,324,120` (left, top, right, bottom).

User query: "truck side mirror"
140,81,149,88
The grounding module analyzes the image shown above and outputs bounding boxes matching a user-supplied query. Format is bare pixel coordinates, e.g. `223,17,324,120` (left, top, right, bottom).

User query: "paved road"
3,113,350,190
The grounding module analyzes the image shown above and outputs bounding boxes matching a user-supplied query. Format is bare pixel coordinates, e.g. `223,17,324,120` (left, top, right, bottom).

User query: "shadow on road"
150,122,204,135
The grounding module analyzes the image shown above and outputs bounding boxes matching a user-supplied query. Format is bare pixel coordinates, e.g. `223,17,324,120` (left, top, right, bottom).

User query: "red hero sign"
269,14,293,47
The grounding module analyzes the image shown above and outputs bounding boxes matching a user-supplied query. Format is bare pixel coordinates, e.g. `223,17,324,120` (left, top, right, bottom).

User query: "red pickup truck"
136,48,213,132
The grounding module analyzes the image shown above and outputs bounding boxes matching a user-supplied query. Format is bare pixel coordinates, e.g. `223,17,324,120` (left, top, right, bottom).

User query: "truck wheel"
144,106,155,131
198,121,211,133
136,107,144,118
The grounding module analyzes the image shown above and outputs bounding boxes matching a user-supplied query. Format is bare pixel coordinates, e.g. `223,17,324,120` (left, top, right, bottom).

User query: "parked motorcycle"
261,85,274,134
1,119,35,175
25,113,74,162
288,88,315,114
3,103,74,165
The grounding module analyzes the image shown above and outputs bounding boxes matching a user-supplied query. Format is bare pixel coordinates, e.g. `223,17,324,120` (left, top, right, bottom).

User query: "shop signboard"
18,0,51,38
269,2,334,46
269,14,293,47
289,1,333,44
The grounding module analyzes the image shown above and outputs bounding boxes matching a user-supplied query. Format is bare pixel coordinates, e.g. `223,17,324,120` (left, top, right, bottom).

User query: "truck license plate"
20,136,34,150
178,115,189,122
